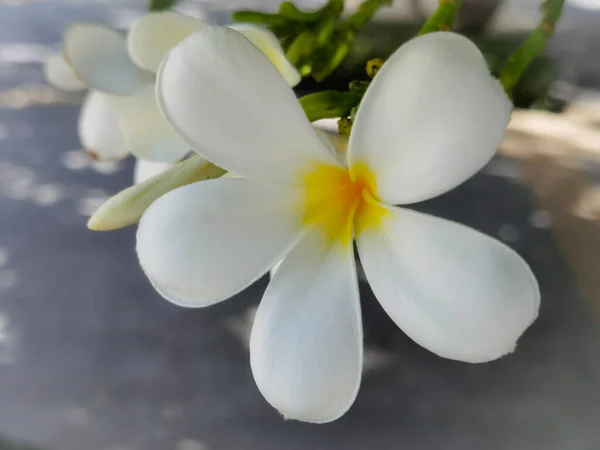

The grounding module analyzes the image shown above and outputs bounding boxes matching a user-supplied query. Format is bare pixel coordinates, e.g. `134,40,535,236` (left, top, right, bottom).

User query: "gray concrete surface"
0,1,598,450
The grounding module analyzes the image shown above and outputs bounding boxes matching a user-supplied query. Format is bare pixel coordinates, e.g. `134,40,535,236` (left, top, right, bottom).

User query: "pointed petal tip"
86,215,103,231
86,213,114,231
86,195,136,231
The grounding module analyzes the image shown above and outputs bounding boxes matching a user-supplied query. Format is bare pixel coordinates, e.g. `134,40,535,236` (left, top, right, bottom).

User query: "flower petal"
356,205,539,363
157,26,336,186
348,32,512,204
127,11,206,73
313,126,348,166
251,230,362,423
133,159,172,184
119,85,189,163
44,53,86,91
78,91,130,160
136,178,305,307
64,23,154,95
227,23,301,87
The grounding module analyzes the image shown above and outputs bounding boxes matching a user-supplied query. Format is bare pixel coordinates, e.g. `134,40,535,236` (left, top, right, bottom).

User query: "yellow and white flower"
137,27,540,423
44,12,300,170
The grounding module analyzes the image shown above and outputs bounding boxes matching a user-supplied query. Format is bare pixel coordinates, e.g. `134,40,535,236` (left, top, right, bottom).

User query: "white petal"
227,23,301,87
356,206,539,363
64,23,154,95
157,26,336,186
136,178,305,307
127,12,206,73
251,230,362,423
78,91,130,160
120,84,189,163
349,32,512,204
133,159,173,184
313,126,348,166
44,53,86,91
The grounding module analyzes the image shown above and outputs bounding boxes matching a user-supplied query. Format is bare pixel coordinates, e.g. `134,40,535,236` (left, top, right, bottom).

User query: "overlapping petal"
64,23,153,95
133,159,172,184
349,32,513,205
356,205,539,363
78,91,129,160
228,23,301,87
313,126,348,165
157,26,337,186
136,178,307,307
251,230,362,423
127,11,206,73
44,53,86,91
119,85,189,162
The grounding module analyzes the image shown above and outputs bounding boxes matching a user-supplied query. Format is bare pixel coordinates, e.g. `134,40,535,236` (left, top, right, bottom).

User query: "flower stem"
498,0,565,97
347,0,393,31
418,0,462,35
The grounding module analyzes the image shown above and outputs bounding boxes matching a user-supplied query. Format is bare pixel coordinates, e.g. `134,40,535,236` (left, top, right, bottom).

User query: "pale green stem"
418,0,462,35
498,0,565,96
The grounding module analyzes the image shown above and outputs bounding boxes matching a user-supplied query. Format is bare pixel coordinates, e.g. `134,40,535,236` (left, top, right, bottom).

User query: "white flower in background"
43,54,86,92
127,11,300,87
137,27,539,423
133,160,173,184
44,12,301,173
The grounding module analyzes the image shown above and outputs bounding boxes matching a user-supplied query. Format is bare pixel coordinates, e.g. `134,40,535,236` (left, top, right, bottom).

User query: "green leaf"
231,11,287,27
299,91,362,122
149,0,177,11
314,17,336,47
417,0,462,35
88,156,226,231
348,0,392,30
286,30,315,65
311,32,354,82
348,80,369,95
279,2,322,22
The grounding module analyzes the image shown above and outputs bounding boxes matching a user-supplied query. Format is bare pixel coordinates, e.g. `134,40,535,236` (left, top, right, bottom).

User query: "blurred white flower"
45,12,300,170
137,28,540,423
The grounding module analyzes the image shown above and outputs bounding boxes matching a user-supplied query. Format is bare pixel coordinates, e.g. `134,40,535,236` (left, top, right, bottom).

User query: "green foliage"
418,0,462,35
286,30,316,65
300,91,362,122
149,0,177,11
232,0,391,83
231,11,287,27
498,0,565,97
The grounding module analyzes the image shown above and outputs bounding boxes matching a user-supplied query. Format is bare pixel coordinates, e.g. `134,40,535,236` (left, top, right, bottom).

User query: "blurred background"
0,0,599,449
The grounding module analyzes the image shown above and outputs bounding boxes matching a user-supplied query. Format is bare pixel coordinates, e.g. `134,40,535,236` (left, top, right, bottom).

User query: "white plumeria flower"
137,27,540,423
45,12,300,165
45,22,180,162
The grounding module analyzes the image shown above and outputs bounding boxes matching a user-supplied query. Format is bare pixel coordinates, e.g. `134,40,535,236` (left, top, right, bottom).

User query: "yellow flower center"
301,162,388,245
